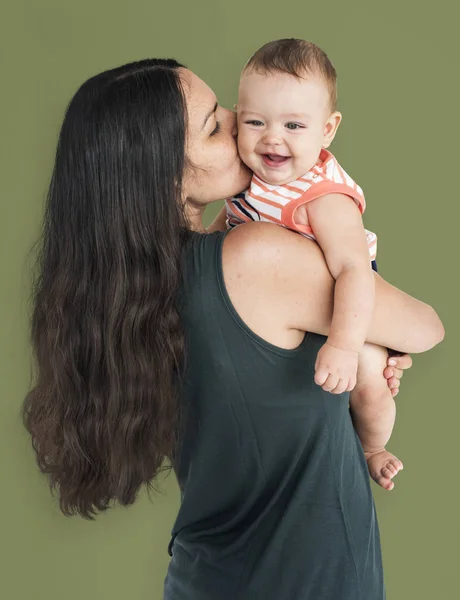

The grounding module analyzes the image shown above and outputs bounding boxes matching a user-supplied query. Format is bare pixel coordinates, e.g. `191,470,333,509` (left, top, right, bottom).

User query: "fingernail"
388,359,397,366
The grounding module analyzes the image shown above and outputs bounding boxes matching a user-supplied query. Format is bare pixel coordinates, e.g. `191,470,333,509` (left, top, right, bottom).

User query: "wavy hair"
22,58,190,519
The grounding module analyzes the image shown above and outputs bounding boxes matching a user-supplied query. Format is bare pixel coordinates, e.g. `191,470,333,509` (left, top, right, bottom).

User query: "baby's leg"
350,343,404,491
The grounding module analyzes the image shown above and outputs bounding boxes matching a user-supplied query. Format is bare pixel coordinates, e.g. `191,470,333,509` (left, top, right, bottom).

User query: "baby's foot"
364,450,404,491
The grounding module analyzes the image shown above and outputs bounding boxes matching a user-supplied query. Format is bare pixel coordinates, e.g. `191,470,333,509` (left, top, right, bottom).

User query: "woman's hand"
384,353,413,397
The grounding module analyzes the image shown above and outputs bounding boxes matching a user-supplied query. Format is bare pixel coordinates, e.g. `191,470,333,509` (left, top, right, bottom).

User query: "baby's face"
237,70,334,185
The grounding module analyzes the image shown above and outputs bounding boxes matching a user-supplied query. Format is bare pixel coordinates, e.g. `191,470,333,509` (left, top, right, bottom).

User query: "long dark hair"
22,58,190,519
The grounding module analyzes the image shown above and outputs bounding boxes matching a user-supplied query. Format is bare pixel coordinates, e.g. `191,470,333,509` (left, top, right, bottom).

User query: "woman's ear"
323,111,342,149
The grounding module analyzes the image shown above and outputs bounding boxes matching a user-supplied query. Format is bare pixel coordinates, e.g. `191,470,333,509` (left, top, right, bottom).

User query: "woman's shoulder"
223,221,327,265
222,222,328,295
222,223,331,347
224,221,294,251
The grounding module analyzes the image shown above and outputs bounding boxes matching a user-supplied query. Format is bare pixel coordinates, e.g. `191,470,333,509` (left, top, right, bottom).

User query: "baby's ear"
323,111,342,148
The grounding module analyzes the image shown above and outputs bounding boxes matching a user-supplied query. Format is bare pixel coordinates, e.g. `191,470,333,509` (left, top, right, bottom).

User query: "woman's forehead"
180,69,217,126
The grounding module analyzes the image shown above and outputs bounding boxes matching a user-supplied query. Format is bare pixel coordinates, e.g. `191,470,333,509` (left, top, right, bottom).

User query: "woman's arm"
223,222,444,353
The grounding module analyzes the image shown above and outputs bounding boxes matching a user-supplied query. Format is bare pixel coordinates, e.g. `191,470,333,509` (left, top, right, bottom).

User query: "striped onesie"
226,149,377,261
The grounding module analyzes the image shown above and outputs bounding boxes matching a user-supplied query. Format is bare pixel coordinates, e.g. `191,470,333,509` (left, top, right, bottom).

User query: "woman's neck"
185,201,207,233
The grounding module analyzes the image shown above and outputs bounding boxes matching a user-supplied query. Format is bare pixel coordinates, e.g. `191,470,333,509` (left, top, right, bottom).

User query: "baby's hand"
314,342,359,394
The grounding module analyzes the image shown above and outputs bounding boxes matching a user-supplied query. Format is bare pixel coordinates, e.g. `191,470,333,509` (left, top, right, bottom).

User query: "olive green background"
1,1,457,598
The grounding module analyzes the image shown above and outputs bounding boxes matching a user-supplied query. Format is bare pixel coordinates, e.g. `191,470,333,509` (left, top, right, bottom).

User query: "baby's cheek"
237,136,256,169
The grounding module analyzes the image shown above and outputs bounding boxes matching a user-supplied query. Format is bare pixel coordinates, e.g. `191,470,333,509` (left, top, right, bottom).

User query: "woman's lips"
262,154,291,168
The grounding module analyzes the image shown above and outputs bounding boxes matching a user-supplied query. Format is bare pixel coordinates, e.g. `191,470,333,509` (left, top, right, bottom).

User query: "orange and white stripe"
226,149,377,261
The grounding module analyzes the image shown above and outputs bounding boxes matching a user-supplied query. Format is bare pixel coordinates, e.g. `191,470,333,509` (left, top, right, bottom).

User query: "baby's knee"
352,379,391,402
351,378,394,415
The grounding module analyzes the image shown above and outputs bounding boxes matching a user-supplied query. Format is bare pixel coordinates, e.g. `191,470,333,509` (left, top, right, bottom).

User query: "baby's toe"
381,459,402,480
394,458,404,470
389,458,403,473
381,465,393,480
376,474,395,490
384,478,395,491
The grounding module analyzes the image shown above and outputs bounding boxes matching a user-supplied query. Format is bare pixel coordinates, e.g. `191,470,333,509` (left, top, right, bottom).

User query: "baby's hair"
244,38,337,112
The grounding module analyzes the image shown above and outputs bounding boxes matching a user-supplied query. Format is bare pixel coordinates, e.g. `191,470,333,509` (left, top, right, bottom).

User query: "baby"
226,39,404,491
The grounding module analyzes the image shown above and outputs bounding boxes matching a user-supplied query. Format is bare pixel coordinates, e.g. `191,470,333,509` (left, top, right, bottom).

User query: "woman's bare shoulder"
223,221,325,267
223,222,332,296
221,223,333,347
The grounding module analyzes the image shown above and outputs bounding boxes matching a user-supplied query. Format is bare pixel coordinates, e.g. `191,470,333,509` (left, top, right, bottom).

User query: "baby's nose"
262,131,282,145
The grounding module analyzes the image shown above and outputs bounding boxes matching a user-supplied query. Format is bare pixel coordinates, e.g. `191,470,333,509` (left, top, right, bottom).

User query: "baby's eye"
245,120,264,126
285,123,303,130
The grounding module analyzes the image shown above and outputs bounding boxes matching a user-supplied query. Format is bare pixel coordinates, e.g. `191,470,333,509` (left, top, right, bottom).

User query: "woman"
23,59,443,599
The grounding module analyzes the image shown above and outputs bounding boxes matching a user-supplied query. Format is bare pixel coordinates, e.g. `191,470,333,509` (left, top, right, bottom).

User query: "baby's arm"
305,192,375,393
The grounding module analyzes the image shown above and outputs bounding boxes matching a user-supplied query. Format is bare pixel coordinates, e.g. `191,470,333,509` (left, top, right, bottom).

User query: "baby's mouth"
262,154,291,168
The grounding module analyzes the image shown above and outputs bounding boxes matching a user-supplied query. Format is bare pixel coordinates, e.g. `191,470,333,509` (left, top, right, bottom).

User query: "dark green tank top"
164,231,385,600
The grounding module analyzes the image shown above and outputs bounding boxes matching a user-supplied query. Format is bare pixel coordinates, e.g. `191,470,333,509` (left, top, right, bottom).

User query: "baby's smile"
261,153,291,169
